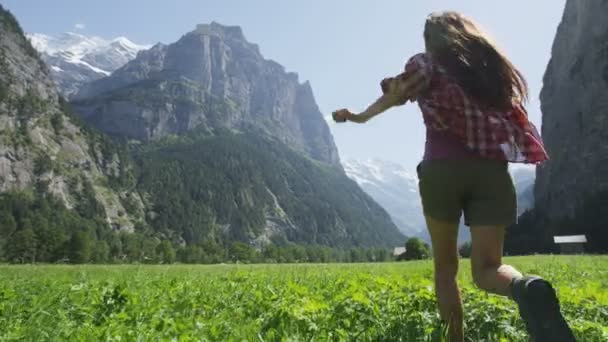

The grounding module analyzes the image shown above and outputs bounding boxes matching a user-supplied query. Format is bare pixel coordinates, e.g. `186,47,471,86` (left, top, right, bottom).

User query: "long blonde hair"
424,11,528,110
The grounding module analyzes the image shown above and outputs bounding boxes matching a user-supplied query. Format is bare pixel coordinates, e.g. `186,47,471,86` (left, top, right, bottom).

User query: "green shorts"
417,159,517,227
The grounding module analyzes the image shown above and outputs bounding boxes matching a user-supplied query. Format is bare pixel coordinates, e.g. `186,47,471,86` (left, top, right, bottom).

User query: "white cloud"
74,23,86,30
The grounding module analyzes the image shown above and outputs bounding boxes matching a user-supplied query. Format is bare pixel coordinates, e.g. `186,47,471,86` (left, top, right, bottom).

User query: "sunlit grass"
0,255,606,341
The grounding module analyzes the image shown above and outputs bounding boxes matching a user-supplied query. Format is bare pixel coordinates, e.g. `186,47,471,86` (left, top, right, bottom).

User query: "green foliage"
0,48,10,103
458,241,472,258
0,189,395,265
0,5,25,39
0,191,155,264
119,193,140,216
71,177,106,220
16,89,48,118
67,231,93,264
0,256,605,341
33,154,53,175
228,242,258,263
0,78,8,103
91,241,110,263
155,240,176,264
404,237,431,260
177,245,206,264
0,5,40,59
5,227,36,263
50,112,64,134
134,131,403,248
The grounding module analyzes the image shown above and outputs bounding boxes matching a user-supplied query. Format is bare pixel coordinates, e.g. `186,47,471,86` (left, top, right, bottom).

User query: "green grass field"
0,256,606,341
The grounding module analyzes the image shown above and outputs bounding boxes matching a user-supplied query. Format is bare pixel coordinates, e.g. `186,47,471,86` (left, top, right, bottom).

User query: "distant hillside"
134,132,404,248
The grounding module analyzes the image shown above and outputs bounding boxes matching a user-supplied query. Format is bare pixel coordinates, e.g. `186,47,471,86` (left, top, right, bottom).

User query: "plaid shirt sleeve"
381,53,431,105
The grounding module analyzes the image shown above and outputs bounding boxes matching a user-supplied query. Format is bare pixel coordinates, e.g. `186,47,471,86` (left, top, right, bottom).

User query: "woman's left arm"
333,68,428,124
337,93,400,124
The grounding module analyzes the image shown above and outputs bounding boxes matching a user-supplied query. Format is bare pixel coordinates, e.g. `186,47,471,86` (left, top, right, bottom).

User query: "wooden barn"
553,235,587,254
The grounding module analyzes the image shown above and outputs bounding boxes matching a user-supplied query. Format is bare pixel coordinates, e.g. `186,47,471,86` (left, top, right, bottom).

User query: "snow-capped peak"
27,32,149,61
26,32,151,98
111,36,140,49
343,158,418,187
343,158,426,238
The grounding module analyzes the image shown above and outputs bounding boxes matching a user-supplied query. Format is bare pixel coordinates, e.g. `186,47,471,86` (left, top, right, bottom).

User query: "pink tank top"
423,128,479,160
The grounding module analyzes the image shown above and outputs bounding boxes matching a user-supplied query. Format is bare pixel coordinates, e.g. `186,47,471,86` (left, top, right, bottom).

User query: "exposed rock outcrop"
0,5,143,231
535,0,608,219
72,23,340,167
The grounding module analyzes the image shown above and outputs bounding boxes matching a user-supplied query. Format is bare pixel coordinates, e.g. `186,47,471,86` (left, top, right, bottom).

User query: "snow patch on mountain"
26,32,150,97
343,158,425,238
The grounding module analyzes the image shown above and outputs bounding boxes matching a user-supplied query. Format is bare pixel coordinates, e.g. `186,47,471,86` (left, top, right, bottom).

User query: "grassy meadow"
0,255,606,341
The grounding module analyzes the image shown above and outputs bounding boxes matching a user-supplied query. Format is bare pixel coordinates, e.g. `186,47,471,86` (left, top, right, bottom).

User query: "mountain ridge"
1,8,405,264
70,22,341,168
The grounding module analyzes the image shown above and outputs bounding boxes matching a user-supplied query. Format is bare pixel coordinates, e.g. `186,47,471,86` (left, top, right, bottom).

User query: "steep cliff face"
536,0,608,219
72,23,340,167
0,5,143,231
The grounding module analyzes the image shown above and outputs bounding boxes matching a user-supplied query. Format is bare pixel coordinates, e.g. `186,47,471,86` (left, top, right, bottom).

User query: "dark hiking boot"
510,276,576,342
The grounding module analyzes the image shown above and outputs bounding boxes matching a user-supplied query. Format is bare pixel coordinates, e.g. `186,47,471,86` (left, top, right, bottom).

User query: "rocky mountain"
345,159,537,242
507,0,608,254
0,6,143,232
26,32,148,98
536,0,608,219
0,7,404,263
71,23,340,167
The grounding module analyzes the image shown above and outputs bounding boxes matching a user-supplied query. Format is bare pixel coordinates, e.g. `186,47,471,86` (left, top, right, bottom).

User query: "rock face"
0,6,143,231
27,32,149,98
72,23,340,167
536,0,608,219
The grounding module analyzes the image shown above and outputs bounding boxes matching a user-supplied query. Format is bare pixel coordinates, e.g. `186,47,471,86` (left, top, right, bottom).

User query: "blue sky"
4,0,566,170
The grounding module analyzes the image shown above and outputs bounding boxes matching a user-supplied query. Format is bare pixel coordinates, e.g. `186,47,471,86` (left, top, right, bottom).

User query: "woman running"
332,11,575,342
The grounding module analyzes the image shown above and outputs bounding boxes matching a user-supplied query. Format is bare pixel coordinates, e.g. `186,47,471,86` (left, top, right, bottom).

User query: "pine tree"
7,228,37,263
156,240,176,264
67,231,92,264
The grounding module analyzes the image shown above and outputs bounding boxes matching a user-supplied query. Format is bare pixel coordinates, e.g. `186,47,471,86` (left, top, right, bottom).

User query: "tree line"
0,190,416,264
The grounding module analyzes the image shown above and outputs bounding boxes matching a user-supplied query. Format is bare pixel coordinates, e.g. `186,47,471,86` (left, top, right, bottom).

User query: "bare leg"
425,216,463,342
470,225,576,341
469,225,521,296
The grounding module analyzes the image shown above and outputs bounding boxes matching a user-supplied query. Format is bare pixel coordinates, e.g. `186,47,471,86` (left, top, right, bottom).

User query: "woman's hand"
332,109,354,123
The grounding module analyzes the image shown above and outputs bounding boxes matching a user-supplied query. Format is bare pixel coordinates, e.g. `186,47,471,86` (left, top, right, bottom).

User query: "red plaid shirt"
389,53,549,164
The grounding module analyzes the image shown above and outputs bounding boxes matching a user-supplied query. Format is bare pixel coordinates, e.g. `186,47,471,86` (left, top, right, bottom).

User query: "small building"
553,235,587,254
393,247,407,261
